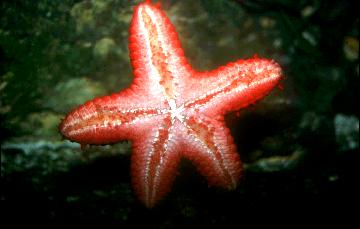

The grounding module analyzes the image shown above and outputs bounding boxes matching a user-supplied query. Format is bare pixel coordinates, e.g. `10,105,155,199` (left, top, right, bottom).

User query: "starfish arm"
59,90,165,145
182,58,282,116
180,114,242,189
129,2,193,102
131,115,181,208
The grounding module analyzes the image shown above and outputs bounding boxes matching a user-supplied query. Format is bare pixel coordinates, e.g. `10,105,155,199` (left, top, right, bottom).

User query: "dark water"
1,0,358,227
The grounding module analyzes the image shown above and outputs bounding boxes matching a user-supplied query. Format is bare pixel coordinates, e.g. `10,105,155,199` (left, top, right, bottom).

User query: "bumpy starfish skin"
60,2,282,208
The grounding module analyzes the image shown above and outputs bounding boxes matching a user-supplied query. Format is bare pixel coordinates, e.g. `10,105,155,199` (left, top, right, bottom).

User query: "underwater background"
1,0,358,227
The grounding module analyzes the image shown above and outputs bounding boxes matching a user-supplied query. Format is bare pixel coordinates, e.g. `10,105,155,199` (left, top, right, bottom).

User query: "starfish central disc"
168,99,185,123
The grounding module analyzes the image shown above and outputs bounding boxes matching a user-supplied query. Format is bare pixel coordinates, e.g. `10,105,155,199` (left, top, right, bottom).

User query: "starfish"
59,1,282,208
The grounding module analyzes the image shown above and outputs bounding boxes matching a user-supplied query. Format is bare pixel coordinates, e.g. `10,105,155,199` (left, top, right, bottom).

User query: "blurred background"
1,0,358,227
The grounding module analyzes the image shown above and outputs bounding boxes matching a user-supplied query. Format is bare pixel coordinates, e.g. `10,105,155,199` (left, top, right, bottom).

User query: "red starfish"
59,1,282,208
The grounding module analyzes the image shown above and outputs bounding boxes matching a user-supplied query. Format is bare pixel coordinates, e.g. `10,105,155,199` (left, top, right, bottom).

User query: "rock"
334,114,359,151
